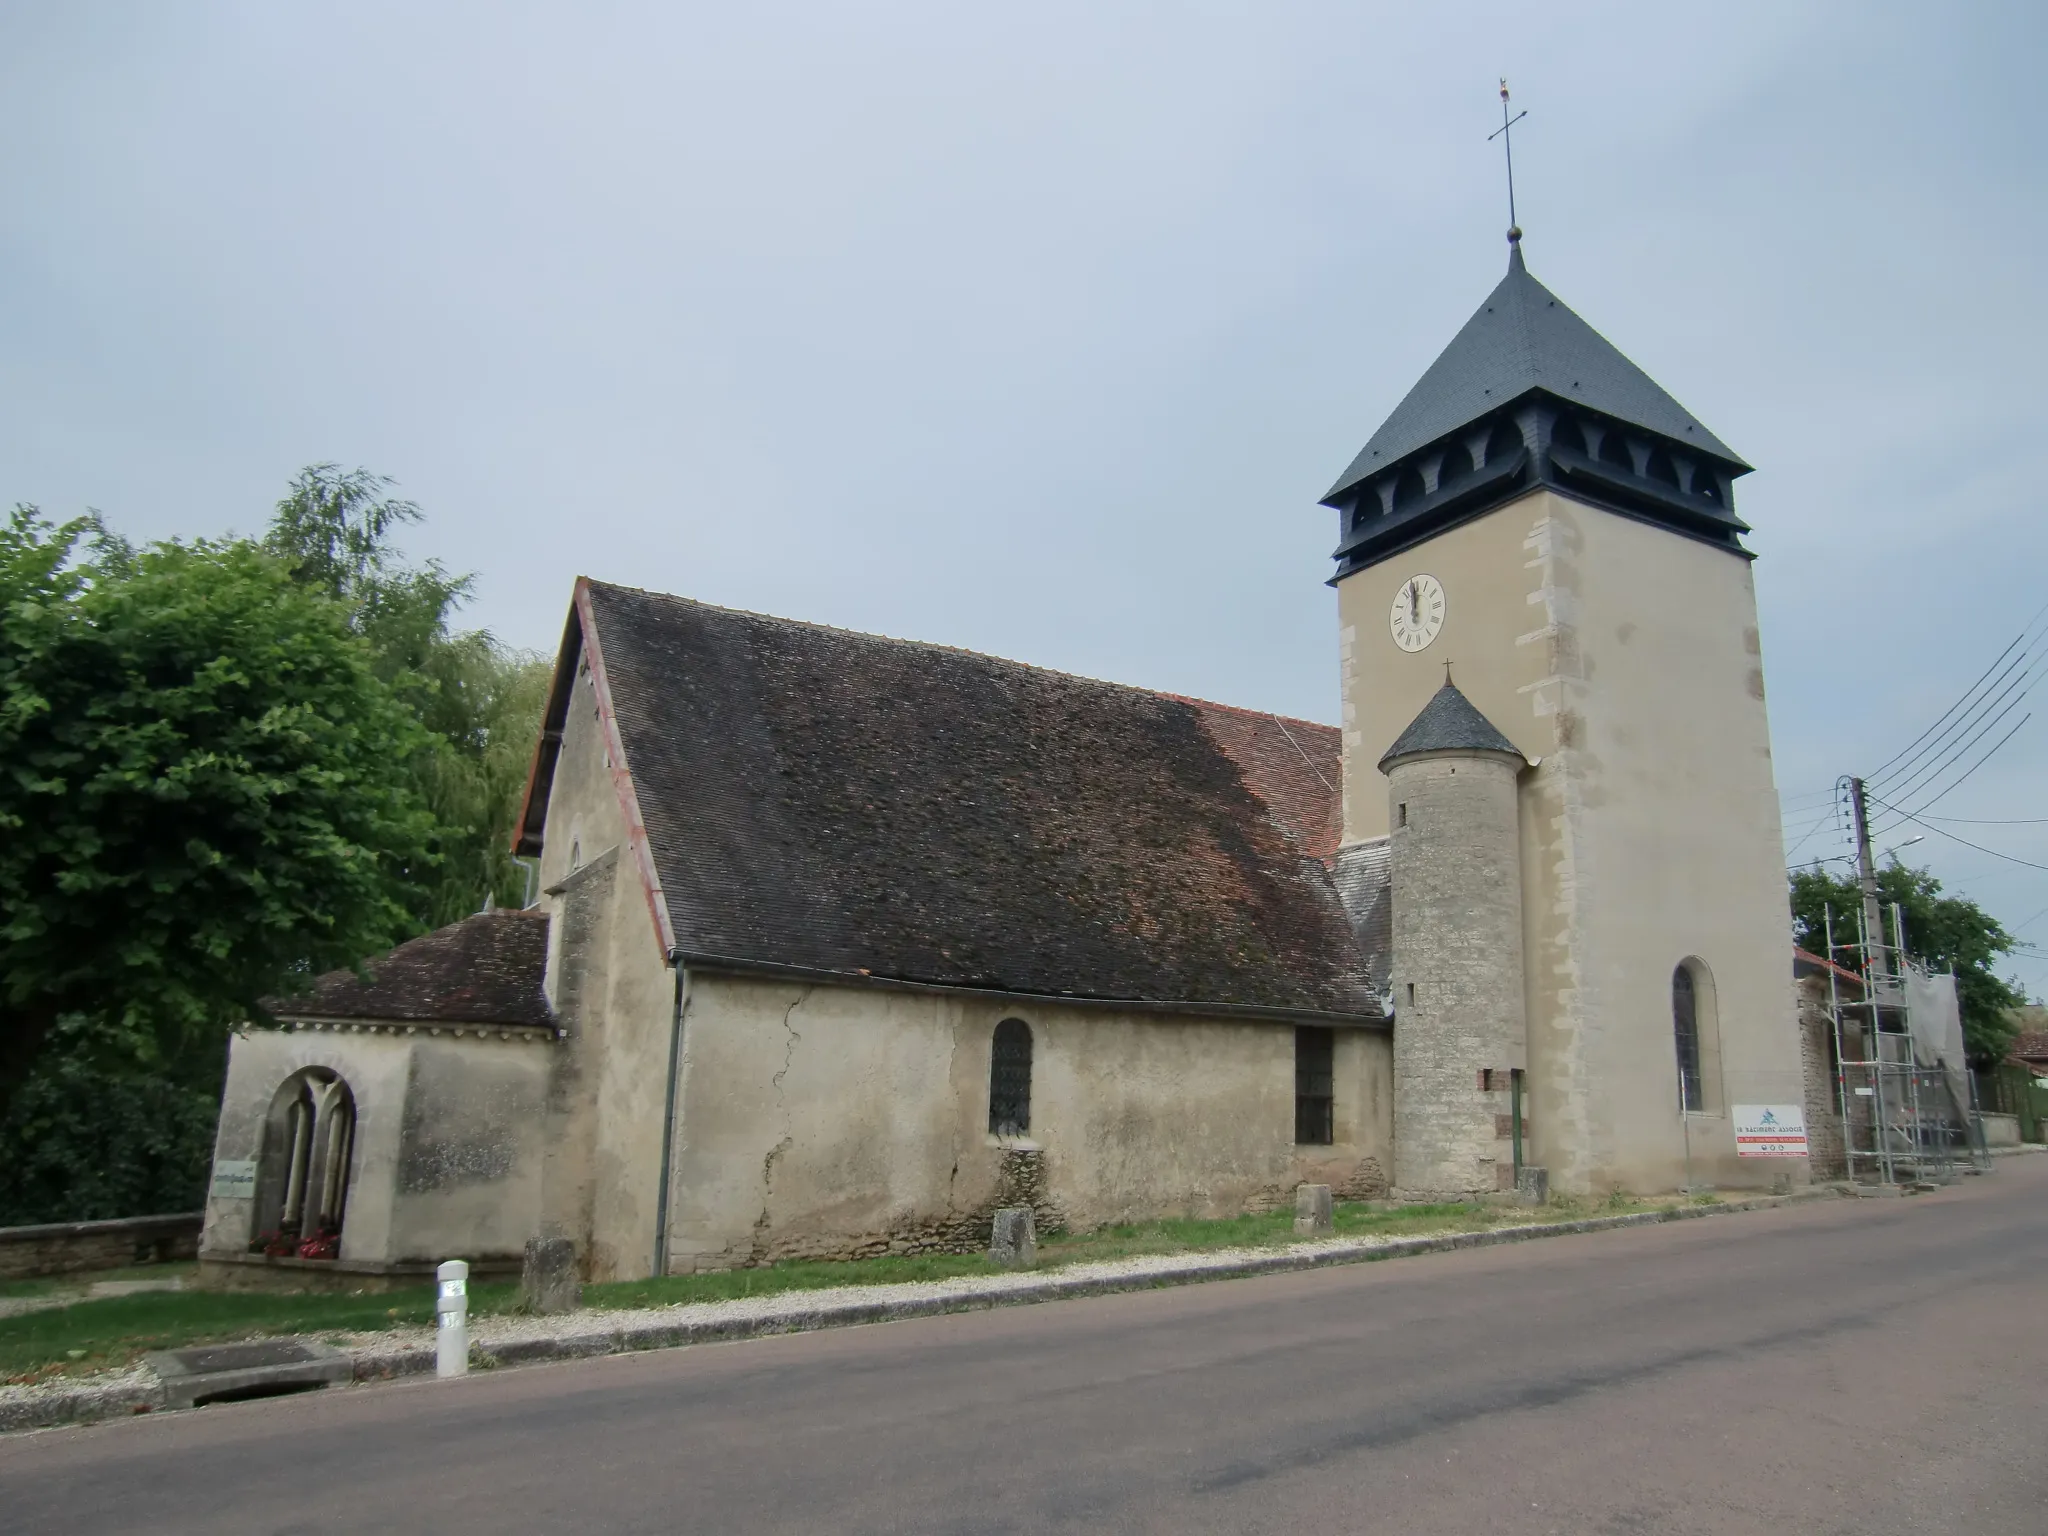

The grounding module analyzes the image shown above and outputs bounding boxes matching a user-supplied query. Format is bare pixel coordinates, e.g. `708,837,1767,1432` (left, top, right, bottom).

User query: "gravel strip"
3,1191,1832,1434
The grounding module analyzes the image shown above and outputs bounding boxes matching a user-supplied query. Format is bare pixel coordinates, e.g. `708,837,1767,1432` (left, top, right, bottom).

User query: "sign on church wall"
1732,1106,1807,1158
210,1159,258,1199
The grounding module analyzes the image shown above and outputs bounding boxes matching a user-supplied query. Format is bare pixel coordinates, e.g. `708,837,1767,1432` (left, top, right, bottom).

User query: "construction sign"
1733,1105,1808,1158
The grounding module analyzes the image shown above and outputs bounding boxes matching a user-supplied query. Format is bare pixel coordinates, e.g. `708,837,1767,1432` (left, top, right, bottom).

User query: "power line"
1913,812,2048,826
1782,802,1843,863
1864,791,2048,874
1866,598,2048,787
1869,710,2034,839
1782,785,1838,806
1870,648,2044,804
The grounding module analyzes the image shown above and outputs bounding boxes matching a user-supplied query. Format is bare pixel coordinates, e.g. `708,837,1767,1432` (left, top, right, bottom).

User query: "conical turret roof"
1327,245,1747,505
1377,682,1525,773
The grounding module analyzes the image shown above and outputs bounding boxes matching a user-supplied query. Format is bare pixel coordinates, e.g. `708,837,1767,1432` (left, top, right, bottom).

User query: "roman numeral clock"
1389,573,1445,653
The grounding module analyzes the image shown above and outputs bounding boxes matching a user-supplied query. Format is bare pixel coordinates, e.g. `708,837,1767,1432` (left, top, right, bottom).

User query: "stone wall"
1386,747,1527,1199
531,655,687,1284
1342,488,1810,1194
1795,975,1847,1180
0,1213,200,1281
200,1025,551,1280
659,972,1394,1273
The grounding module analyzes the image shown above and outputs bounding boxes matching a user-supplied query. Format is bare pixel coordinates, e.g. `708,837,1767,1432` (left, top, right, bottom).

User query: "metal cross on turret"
1488,79,1528,246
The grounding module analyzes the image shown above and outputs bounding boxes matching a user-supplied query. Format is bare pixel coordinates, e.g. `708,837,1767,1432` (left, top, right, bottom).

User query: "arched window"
989,1019,1033,1136
253,1068,356,1260
1646,446,1681,488
1434,442,1475,491
1672,961,1721,1114
1551,416,1588,458
1672,967,1702,1111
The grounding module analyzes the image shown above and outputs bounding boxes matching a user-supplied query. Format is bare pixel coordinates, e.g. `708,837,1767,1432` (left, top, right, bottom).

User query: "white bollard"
435,1259,469,1379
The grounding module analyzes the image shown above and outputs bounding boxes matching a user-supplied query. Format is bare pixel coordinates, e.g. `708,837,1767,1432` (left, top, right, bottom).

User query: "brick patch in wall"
687,1150,1071,1272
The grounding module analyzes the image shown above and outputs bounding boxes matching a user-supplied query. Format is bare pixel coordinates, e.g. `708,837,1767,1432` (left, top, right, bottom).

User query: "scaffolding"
1823,905,1989,1185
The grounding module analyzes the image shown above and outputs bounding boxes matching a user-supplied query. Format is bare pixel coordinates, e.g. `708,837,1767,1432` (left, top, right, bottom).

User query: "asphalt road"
7,1161,2046,1535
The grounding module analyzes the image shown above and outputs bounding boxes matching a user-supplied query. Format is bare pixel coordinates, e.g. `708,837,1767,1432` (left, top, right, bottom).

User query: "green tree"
1788,860,2026,1066
0,507,441,1119
265,466,549,923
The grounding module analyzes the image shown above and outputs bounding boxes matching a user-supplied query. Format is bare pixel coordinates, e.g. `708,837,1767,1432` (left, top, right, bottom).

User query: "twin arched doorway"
252,1068,356,1260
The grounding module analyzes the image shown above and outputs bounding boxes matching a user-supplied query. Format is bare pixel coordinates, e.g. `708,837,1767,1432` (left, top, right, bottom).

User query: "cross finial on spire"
1488,79,1528,251
1443,659,1455,687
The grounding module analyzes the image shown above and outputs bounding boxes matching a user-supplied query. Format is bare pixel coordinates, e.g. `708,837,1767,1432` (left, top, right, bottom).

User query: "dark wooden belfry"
1323,242,1753,582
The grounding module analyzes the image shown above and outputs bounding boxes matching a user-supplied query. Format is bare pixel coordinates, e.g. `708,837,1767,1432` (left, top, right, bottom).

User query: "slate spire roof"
1377,681,1525,773
1327,244,1746,504
1323,244,1752,579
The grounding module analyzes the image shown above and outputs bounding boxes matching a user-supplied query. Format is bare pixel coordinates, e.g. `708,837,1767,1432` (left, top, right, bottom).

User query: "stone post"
1293,1183,1333,1235
521,1236,581,1314
988,1207,1036,1268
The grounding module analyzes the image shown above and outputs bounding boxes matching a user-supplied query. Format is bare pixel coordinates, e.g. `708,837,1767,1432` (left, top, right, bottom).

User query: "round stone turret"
1380,683,1529,1199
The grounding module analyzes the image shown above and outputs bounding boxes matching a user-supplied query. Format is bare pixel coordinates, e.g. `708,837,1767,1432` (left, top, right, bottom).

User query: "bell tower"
1330,235,1806,1195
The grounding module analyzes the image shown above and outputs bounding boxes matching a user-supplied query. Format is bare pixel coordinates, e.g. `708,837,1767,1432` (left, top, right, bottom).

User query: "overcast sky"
5,2,2044,995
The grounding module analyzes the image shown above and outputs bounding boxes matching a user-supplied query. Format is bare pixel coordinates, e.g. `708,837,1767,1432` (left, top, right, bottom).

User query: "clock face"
1389,573,1445,653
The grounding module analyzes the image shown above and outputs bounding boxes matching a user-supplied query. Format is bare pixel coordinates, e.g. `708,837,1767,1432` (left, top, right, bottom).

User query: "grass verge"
2,1193,1695,1385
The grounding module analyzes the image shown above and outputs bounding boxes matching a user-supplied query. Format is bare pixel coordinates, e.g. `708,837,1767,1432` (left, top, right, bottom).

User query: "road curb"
5,1189,1833,1433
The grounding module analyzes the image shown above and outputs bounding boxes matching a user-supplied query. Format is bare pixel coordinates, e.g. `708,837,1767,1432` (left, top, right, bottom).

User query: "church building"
198,235,1811,1289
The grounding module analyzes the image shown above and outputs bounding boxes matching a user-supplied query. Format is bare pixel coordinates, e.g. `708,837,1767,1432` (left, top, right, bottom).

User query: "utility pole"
1847,777,1888,983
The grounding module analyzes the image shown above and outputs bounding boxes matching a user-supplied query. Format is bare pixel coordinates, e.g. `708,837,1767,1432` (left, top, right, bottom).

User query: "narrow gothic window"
1673,965,1704,1112
989,1018,1032,1136
1295,1027,1335,1145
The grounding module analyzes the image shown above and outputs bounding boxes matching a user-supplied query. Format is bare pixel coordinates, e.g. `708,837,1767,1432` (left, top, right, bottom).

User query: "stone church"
199,236,1809,1289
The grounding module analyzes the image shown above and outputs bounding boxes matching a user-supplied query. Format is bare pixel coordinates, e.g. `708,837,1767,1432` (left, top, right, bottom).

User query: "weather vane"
1489,78,1527,245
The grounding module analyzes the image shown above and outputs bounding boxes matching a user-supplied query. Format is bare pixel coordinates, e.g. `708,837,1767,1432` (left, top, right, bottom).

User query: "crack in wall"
943,1008,963,1217
756,986,811,1244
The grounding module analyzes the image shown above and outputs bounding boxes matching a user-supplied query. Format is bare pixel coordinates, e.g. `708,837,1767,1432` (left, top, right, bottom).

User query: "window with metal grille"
1673,965,1704,1112
1295,1026,1335,1145
989,1018,1033,1136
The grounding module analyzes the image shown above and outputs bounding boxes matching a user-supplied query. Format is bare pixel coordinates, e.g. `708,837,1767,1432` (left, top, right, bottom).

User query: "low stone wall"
196,1252,525,1294
0,1213,202,1281
1980,1112,2022,1149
